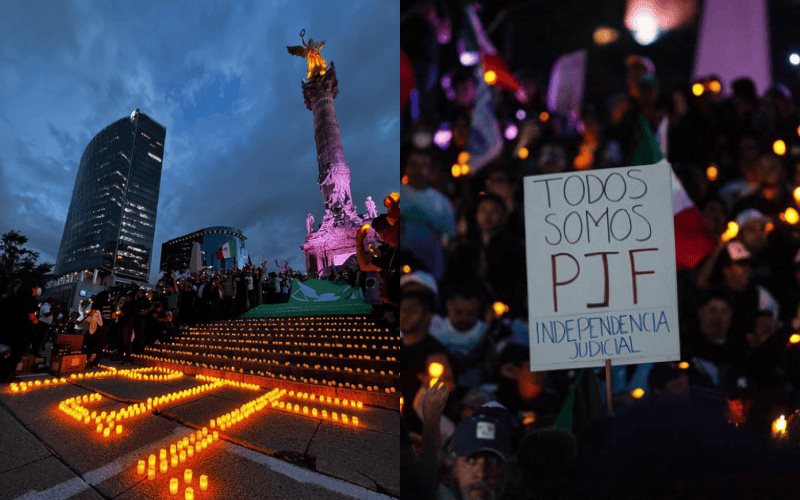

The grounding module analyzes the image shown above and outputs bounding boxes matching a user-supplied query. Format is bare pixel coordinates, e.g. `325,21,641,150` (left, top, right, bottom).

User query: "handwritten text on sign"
523,161,680,370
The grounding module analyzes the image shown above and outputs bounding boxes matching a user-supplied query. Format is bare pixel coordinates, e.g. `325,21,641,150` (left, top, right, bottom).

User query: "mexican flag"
215,239,237,263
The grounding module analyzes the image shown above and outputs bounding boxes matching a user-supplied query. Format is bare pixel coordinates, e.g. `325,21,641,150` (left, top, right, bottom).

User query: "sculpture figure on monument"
306,213,315,234
286,29,327,79
365,196,378,219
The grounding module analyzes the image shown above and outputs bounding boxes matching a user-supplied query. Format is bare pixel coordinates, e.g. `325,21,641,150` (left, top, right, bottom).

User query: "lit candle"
170,477,179,495
148,454,157,466
184,468,192,484
137,460,145,475
103,428,111,438
160,460,168,473
115,425,123,435
185,487,194,500
147,467,155,480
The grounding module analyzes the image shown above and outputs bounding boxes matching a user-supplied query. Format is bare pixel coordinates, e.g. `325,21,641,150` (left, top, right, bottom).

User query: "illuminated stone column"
300,62,364,275
302,63,359,224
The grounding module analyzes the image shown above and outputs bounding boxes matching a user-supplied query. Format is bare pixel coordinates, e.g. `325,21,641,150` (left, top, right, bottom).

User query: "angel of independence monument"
288,31,373,276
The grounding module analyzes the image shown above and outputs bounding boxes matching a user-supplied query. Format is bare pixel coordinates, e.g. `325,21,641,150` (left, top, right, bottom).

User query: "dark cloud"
0,1,398,282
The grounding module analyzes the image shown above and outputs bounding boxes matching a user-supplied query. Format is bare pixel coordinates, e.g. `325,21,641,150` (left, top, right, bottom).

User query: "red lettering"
584,251,619,308
551,253,580,312
629,248,658,304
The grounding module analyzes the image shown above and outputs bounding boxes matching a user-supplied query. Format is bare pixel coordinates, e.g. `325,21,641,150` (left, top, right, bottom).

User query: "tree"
0,230,53,293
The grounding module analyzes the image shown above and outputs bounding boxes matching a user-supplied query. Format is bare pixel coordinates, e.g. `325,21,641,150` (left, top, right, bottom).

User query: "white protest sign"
523,160,680,370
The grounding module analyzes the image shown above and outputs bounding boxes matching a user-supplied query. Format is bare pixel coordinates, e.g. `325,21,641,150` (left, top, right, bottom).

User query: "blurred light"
708,80,721,93
401,175,409,185
451,164,461,178
793,186,800,205
796,125,800,138
459,51,480,67
789,333,800,344
691,83,704,96
516,109,527,121
504,123,519,141
460,164,471,176
593,26,619,45
773,139,787,156
483,70,497,85
457,151,470,165
629,7,660,45
720,221,739,242
765,222,775,233
791,53,800,66
518,147,529,160
440,74,452,90
783,207,799,225
706,164,718,181
772,414,788,438
630,388,645,399
539,111,550,122
428,362,444,379
678,361,690,370
433,124,452,150
401,265,411,274
492,301,509,318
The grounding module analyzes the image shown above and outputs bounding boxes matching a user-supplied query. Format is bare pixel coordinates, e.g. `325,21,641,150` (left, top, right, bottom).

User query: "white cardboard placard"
523,161,680,370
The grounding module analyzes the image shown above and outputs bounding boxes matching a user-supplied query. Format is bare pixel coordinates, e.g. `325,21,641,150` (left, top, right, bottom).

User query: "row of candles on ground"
172,336,398,351
8,366,182,393
134,354,397,392
58,373,264,438
145,346,396,375
283,390,364,410
138,427,220,479
136,388,284,483
160,338,399,359
184,331,397,343
198,323,389,331
59,380,226,437
155,341,398,360
141,347,397,379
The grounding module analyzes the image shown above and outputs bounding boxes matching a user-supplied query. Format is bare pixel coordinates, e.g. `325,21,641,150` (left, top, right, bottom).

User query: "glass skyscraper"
54,109,166,285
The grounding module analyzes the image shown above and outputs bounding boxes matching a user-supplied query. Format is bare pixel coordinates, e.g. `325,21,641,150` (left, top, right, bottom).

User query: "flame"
773,140,787,156
720,221,739,242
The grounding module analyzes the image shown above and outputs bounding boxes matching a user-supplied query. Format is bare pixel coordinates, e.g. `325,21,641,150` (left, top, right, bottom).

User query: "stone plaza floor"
0,362,399,499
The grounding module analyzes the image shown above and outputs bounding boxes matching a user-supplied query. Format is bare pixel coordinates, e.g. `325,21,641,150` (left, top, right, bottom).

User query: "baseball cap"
400,270,438,296
734,208,768,228
449,413,512,461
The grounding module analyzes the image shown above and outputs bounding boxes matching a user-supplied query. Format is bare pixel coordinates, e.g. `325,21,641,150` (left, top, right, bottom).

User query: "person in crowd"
401,148,456,281
439,410,513,500
445,193,525,314
430,283,490,389
0,281,40,381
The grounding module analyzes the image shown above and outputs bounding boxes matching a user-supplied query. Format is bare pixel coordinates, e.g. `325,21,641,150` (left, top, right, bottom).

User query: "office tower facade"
54,109,166,286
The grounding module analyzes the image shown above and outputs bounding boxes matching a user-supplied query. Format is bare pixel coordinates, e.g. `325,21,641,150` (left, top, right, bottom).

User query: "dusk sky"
0,1,398,283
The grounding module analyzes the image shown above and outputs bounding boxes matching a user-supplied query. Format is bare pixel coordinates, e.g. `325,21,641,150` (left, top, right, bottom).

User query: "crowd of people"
401,3,800,497
0,262,303,381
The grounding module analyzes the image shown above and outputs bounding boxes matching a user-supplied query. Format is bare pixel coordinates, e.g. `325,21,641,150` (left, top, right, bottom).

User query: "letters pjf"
523,161,680,370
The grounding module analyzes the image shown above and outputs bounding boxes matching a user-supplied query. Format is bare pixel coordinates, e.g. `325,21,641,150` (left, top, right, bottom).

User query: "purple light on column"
433,124,453,149
504,123,519,141
515,109,527,121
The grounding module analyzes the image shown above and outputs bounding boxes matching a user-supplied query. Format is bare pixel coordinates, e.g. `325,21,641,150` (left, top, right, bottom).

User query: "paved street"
0,363,398,499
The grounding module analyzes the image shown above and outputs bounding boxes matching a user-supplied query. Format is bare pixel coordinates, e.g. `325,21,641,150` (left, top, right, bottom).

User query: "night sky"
0,1,398,282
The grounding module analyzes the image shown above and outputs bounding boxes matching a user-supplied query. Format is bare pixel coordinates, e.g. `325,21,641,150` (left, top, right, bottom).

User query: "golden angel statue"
287,29,327,79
